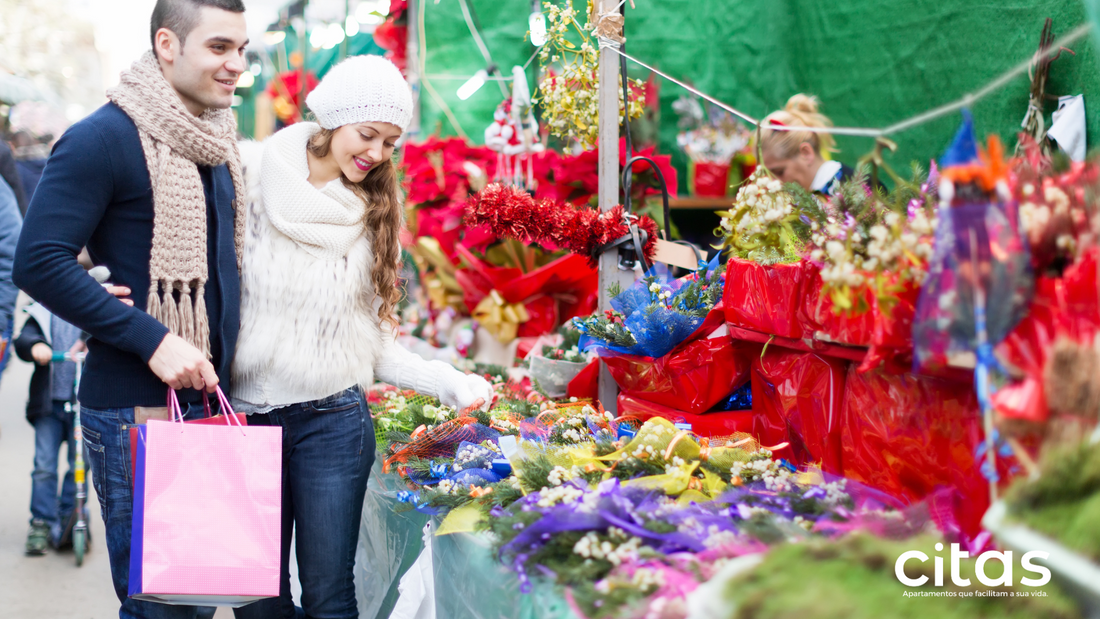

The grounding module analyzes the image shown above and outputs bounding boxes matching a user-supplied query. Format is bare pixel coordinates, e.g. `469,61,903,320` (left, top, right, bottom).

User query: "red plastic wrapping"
859,274,921,373
453,245,598,340
602,310,755,414
750,349,848,474
723,258,806,339
690,161,731,197
839,366,1016,537
616,394,755,438
566,359,599,400
799,263,874,347
995,248,1100,421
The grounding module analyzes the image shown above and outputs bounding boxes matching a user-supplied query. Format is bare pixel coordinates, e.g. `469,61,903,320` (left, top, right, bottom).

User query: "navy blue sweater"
13,102,240,408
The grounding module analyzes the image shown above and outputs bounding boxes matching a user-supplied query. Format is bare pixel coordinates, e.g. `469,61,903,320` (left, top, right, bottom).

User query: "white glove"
438,371,493,413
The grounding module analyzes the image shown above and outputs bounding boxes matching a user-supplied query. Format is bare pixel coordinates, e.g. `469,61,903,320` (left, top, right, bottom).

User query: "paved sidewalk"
0,352,234,618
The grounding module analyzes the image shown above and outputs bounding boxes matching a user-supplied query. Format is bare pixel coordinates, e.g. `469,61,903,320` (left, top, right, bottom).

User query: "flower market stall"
245,0,1100,618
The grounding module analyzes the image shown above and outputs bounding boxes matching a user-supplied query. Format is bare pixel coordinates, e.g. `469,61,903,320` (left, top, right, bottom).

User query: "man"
13,1,248,616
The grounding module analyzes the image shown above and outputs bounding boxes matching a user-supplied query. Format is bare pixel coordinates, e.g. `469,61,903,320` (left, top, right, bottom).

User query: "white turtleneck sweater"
232,122,465,409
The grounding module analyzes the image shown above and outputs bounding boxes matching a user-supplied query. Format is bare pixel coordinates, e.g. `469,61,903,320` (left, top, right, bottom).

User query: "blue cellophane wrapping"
579,257,724,359
912,198,1033,372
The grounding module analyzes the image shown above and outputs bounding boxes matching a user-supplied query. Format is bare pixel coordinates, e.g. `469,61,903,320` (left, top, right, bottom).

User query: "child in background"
14,302,86,555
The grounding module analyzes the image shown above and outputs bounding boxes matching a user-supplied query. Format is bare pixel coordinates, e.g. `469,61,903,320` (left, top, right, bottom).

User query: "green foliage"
572,311,638,348
385,430,414,445
493,398,541,418
719,534,1081,619
517,453,558,494
671,263,725,317
1006,441,1100,561
471,363,508,383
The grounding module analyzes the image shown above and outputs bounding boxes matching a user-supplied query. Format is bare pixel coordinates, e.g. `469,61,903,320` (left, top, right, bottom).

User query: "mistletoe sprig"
716,169,807,264
535,1,645,149
804,165,937,313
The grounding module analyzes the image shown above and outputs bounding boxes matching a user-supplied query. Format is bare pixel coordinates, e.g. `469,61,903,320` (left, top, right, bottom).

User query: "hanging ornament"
483,66,545,190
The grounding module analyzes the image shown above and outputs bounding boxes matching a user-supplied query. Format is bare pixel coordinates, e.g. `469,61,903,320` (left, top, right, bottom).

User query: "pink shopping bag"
129,388,282,606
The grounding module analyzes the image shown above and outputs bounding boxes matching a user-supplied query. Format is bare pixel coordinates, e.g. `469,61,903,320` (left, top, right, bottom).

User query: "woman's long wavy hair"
307,127,403,329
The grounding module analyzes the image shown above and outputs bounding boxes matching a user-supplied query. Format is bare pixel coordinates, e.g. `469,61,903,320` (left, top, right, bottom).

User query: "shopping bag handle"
166,386,245,431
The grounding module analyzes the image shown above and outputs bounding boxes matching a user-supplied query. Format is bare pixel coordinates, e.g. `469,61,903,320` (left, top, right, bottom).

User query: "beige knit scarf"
107,51,246,357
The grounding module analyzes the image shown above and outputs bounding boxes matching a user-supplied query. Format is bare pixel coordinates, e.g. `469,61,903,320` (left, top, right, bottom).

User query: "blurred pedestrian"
10,131,49,211
12,0,249,616
0,178,22,381
0,141,28,216
14,302,87,556
8,101,70,209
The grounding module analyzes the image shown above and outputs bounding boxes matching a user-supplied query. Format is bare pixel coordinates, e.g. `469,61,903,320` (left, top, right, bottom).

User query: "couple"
13,0,491,618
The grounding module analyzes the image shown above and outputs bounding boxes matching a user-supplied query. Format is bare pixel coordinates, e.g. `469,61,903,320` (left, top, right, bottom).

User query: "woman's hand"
106,285,133,307
439,372,494,413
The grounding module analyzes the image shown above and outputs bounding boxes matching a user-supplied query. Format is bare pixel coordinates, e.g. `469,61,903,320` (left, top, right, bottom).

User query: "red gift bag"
750,348,848,474
723,258,807,339
839,366,1017,537
617,394,754,438
602,309,756,414
690,161,731,197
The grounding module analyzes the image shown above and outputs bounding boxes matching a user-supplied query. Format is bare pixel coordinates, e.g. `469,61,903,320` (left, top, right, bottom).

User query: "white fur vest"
232,125,444,407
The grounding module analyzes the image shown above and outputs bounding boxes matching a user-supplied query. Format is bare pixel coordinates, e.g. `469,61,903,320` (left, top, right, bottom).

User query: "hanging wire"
457,0,511,97
606,21,1093,140
418,0,469,139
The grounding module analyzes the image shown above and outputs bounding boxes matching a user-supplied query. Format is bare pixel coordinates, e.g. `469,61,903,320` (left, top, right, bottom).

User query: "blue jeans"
81,400,217,619
234,387,375,619
30,400,77,542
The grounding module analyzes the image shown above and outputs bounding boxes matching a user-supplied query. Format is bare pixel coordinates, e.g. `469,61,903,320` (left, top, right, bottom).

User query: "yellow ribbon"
413,237,467,313
473,290,531,343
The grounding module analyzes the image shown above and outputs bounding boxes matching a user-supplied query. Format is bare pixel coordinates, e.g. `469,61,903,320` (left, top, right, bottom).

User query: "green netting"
418,0,1100,192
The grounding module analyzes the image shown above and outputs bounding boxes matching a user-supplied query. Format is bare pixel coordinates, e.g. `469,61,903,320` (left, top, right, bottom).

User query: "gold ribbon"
413,237,467,313
473,290,531,343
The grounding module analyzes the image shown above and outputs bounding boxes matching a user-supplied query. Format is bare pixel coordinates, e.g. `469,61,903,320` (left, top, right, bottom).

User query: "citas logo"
894,543,1051,587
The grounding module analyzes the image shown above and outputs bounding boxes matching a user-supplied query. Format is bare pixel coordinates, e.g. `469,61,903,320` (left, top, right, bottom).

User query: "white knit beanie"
306,55,414,132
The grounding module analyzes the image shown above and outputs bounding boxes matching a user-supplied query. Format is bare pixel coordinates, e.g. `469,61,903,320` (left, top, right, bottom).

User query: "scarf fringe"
194,287,211,359
179,285,195,347
148,279,212,359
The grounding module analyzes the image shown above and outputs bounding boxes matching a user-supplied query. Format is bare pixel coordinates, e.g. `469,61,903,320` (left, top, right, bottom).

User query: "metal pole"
406,0,421,142
596,0,632,415
299,0,310,118
340,0,350,60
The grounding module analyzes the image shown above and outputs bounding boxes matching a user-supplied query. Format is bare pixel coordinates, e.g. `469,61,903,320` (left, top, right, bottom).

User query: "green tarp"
418,0,1100,192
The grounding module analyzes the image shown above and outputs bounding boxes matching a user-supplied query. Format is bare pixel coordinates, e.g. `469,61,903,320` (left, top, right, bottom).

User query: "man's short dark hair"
150,0,245,49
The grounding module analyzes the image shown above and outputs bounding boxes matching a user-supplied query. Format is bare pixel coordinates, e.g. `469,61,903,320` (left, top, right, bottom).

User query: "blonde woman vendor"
759,94,855,197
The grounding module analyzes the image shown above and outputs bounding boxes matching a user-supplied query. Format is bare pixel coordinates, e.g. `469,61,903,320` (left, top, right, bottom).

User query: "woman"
759,94,855,197
231,55,492,619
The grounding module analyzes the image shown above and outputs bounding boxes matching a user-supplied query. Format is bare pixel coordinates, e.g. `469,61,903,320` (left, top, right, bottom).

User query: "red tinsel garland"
464,184,658,268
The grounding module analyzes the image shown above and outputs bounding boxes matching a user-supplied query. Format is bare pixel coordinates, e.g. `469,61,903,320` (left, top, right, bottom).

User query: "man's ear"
153,27,179,64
